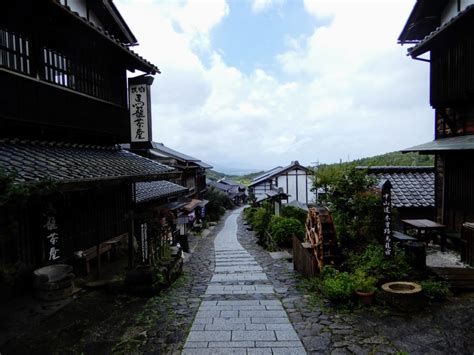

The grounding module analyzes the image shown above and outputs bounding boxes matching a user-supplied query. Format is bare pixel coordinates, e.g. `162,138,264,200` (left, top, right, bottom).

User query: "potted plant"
352,269,377,305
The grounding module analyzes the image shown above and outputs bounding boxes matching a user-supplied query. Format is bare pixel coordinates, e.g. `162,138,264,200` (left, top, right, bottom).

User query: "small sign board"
129,84,150,142
42,209,61,263
380,180,393,257
139,222,149,264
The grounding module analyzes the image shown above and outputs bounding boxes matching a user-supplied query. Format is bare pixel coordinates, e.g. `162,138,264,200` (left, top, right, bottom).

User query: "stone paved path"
183,208,306,354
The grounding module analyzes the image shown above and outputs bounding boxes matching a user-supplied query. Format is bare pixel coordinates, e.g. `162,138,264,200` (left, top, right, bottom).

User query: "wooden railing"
1,27,123,105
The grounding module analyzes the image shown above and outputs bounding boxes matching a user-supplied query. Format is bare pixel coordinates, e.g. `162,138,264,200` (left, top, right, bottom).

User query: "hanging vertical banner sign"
381,180,393,257
140,222,149,264
129,84,149,142
42,210,61,263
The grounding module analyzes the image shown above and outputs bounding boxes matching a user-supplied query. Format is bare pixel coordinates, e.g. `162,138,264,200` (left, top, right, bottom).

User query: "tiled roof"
195,161,213,169
398,0,448,44
208,180,231,192
135,180,188,204
151,142,201,162
251,166,283,184
219,178,245,189
250,161,311,187
53,0,159,74
408,5,474,57
402,135,474,152
0,139,174,185
363,166,435,208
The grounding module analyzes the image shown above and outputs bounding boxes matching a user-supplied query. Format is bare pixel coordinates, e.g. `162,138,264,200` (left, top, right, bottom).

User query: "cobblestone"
183,208,306,353
138,208,474,354
236,210,474,355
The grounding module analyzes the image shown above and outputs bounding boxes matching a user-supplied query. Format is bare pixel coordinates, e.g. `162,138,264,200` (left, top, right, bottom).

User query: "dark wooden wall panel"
431,34,474,107
443,152,474,231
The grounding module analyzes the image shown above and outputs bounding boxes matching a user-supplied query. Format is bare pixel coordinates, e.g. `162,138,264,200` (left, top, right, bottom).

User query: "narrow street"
183,208,306,354
179,208,474,355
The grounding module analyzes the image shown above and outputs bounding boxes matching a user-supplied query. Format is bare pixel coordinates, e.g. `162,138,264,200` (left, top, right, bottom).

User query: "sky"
115,0,434,172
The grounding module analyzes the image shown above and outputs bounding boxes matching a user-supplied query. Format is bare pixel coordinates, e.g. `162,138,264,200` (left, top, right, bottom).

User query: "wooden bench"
393,231,417,243
75,233,128,275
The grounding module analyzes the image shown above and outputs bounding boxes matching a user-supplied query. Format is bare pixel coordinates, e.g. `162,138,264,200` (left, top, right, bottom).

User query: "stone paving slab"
214,266,263,272
183,209,306,354
211,273,268,282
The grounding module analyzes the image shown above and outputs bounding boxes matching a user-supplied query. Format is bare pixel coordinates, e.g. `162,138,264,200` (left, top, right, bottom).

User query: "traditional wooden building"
125,142,212,199
207,178,247,204
0,0,175,279
133,180,189,256
248,161,315,205
399,1,474,232
359,166,435,230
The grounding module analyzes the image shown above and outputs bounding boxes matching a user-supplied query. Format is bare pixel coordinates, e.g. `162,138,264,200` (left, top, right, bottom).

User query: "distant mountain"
206,169,266,187
316,151,434,171
349,151,434,167
207,152,433,187
209,164,259,176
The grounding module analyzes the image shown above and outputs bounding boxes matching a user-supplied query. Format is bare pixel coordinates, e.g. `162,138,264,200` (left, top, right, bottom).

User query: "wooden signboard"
380,180,393,257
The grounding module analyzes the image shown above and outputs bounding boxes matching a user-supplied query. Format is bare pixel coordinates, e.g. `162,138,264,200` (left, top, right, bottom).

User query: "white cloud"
251,0,285,13
115,0,434,171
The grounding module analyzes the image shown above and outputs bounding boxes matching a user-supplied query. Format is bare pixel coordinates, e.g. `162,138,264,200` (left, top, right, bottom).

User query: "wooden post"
380,180,393,257
96,243,101,278
128,184,136,269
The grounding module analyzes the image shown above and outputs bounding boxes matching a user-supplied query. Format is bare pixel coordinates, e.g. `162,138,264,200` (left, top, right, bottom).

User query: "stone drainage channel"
183,208,306,354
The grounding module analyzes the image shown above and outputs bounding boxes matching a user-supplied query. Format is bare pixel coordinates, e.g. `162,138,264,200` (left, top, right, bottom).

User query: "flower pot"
355,290,375,305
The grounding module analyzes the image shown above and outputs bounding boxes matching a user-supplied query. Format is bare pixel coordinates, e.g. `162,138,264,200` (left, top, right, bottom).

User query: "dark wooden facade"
0,186,131,268
401,3,474,232
436,152,474,231
0,0,161,277
1,0,156,144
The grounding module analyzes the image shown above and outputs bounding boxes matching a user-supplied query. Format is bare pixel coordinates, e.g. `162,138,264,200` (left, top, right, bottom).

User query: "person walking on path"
183,208,307,354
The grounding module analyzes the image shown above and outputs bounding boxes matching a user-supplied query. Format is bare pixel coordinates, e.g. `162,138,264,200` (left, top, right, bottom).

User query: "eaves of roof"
398,0,448,44
135,180,188,204
249,162,312,187
0,139,176,187
52,0,159,74
402,135,474,153
408,5,474,57
150,142,201,163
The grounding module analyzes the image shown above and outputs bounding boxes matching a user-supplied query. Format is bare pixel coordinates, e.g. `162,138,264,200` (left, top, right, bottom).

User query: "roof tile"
368,167,435,208
135,180,188,204
0,139,174,184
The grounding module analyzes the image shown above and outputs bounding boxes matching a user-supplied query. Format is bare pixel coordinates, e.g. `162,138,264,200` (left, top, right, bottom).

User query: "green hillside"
207,152,433,187
348,151,434,167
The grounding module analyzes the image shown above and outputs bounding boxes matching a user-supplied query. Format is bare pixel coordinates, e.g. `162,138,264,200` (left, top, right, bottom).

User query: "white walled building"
249,161,316,205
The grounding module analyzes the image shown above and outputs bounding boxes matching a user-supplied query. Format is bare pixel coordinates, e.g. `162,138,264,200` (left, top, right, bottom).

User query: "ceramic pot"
355,290,375,305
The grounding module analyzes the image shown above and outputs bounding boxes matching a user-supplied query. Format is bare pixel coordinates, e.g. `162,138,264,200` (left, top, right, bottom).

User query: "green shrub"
322,271,354,303
243,207,258,225
346,244,411,283
281,205,307,225
321,265,338,280
351,269,376,293
269,216,305,248
251,207,273,243
421,279,451,301
314,166,383,253
203,188,235,222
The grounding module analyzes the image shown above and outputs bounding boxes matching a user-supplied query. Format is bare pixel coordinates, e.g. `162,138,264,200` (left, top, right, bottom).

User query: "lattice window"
0,28,31,75
2,28,119,104
42,48,75,88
